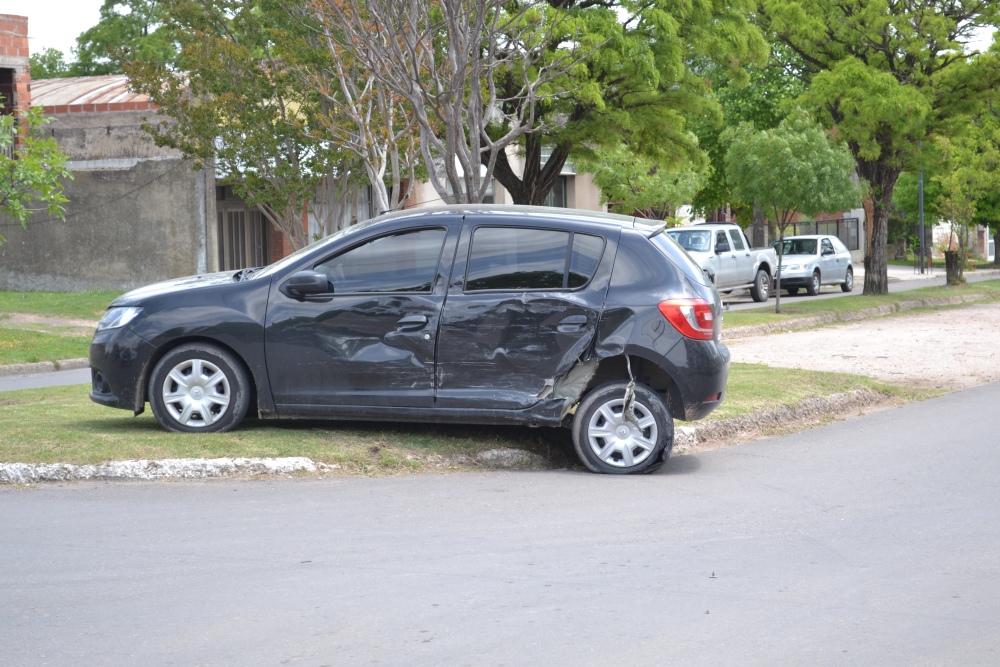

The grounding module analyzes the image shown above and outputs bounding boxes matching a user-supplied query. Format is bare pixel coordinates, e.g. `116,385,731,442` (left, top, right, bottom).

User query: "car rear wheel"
749,269,771,302
571,381,673,474
806,271,821,296
841,266,854,292
148,343,251,433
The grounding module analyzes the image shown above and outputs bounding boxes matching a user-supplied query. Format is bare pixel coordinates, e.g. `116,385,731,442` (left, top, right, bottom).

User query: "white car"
771,235,854,296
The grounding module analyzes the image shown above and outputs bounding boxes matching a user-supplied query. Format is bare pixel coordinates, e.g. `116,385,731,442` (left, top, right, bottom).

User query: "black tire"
148,343,251,433
786,287,800,296
749,269,771,302
571,381,673,474
841,266,854,292
806,271,821,296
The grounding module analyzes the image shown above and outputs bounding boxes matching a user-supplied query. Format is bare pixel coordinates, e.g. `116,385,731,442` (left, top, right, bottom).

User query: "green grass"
0,385,576,473
0,363,933,472
0,328,92,365
0,290,121,321
723,279,1000,330
707,363,937,421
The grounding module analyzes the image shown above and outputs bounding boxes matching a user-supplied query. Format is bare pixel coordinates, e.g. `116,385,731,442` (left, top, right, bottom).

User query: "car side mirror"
715,242,731,254
822,248,835,256
280,270,331,298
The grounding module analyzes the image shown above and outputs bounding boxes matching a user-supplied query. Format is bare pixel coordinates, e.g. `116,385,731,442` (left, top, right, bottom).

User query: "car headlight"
96,306,143,332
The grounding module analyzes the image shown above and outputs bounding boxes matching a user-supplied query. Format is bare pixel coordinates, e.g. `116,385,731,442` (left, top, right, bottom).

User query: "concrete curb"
673,389,893,452
0,457,321,484
0,358,89,378
726,294,988,339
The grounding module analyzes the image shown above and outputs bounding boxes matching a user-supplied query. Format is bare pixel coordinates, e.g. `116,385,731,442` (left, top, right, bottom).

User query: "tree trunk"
944,250,964,284
751,205,767,247
489,134,571,205
855,158,901,295
994,230,1000,267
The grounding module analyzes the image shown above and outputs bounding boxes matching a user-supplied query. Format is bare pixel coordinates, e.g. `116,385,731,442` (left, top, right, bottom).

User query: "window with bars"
217,207,270,270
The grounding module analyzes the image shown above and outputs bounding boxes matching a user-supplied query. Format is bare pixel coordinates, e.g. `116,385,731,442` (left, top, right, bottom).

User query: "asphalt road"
3,382,998,666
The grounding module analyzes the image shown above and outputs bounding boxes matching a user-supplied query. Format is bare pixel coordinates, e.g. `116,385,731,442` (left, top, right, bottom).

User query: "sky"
4,0,105,57
3,0,997,60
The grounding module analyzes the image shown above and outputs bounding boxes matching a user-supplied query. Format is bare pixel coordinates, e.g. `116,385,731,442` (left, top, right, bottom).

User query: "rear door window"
466,227,604,291
728,229,746,251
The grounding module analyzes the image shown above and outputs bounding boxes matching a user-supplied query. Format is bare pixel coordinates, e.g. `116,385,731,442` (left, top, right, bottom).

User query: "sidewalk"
855,262,1000,283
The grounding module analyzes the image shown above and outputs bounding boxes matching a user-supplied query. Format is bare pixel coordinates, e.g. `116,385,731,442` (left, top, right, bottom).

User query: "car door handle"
396,315,429,331
557,314,589,333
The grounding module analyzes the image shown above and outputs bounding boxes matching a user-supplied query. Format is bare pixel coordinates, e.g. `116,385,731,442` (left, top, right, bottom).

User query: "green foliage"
578,142,709,220
0,108,73,244
28,48,71,80
492,0,768,204
725,110,862,311
725,111,862,226
70,0,179,76
691,50,807,216
759,0,1000,294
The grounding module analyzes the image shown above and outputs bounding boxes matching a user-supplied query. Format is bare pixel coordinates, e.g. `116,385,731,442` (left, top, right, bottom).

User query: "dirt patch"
724,302,1000,390
0,313,97,337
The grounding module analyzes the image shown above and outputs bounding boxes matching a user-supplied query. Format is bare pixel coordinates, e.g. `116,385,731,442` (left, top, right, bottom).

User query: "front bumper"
89,326,157,412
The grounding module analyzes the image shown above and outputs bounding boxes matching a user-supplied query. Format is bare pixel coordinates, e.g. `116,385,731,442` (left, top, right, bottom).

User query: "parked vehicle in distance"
90,205,731,475
771,234,854,296
666,223,777,302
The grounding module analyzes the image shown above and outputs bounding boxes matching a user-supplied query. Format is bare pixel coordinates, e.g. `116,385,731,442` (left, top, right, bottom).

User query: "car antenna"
646,221,669,239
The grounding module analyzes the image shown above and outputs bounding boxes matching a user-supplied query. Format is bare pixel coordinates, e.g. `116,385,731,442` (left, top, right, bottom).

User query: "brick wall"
0,14,31,150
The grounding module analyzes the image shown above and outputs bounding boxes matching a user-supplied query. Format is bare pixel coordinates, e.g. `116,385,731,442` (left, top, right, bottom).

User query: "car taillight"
658,299,715,341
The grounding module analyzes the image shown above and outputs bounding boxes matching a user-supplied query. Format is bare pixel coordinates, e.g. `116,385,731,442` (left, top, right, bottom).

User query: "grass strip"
0,290,121,321
723,279,1000,331
0,363,933,473
0,328,91,366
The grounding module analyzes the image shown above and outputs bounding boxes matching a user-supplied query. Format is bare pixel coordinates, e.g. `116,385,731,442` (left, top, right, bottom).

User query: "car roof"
374,204,642,230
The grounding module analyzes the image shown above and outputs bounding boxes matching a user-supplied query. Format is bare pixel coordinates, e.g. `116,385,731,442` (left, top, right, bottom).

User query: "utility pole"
918,141,925,274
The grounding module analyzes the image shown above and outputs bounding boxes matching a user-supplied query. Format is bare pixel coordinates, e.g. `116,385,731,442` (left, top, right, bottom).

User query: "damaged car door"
435,219,617,410
264,223,457,410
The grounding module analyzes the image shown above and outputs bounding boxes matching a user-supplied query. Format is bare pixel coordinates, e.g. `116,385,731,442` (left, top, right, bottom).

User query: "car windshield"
777,239,817,256
666,230,713,252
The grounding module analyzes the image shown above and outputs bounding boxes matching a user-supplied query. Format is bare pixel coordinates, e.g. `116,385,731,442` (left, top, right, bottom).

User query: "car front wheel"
841,266,854,292
148,343,251,433
750,269,771,302
806,271,821,296
571,381,673,474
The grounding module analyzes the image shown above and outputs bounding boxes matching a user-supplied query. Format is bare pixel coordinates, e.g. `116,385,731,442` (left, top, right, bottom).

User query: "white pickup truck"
666,223,777,302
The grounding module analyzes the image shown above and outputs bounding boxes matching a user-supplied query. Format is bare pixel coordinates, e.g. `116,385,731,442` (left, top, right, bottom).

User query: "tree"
758,0,1000,295
71,0,179,76
692,49,806,241
0,107,72,244
490,0,768,206
933,127,999,283
28,48,71,80
578,141,709,221
725,111,862,313
302,0,598,206
124,0,344,251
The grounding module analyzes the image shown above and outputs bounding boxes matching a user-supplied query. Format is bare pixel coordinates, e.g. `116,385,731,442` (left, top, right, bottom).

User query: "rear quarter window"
651,234,713,287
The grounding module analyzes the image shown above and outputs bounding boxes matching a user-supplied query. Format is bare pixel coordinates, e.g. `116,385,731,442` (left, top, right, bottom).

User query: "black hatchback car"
90,206,729,474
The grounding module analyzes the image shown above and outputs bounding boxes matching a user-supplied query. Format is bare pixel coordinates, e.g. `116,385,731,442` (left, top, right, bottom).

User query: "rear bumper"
89,327,156,412
666,339,730,421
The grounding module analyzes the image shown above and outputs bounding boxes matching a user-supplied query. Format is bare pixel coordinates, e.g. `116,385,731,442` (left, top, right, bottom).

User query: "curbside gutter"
725,294,987,339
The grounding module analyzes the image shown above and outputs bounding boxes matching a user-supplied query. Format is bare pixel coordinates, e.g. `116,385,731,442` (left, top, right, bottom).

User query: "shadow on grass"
74,414,583,468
